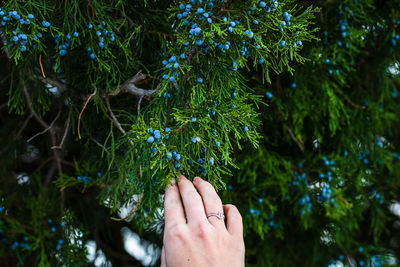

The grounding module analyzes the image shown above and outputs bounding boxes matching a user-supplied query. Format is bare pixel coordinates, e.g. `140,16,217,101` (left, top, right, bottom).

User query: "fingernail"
170,178,176,185
193,177,202,183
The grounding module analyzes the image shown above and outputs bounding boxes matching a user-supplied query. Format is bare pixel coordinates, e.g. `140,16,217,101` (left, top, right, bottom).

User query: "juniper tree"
1,0,400,266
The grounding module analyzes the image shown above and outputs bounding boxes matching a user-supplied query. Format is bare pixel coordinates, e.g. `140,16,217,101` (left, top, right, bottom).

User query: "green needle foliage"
0,0,400,266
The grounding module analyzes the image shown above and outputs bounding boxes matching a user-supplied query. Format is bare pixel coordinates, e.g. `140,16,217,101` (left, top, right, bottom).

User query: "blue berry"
243,126,249,131
169,76,175,82
27,14,34,19
266,91,273,99
259,1,266,8
165,128,171,132
147,136,155,143
280,40,286,47
191,117,197,122
59,49,67,56
215,141,220,146
169,56,177,62
197,77,203,83
90,53,96,60
154,131,161,139
73,32,79,37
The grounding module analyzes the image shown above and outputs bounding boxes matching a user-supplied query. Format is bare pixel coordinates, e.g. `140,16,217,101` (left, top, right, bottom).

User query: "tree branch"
27,108,61,143
37,75,68,93
0,31,11,59
283,123,304,152
23,85,63,177
52,116,70,150
106,71,160,98
105,97,134,146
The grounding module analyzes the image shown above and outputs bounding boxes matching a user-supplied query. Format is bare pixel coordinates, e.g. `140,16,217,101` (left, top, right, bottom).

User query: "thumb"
160,245,166,267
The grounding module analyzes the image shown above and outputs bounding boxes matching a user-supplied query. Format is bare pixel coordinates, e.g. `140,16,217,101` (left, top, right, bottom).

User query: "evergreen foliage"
0,0,400,266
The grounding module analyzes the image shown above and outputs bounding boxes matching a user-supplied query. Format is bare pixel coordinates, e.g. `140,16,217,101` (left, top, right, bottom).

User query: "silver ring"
206,212,225,220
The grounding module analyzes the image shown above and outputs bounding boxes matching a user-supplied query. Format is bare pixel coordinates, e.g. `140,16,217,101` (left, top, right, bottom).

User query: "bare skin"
161,175,245,267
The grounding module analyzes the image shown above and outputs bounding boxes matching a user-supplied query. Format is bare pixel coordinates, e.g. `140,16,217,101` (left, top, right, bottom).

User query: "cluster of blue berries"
358,150,370,165
55,32,79,56
48,219,66,250
371,189,384,205
146,128,184,169
146,128,169,144
0,10,46,52
299,193,312,216
322,156,336,171
10,237,32,251
290,168,309,187
249,208,261,216
338,19,348,39
393,152,400,161
162,55,181,82
390,33,400,47
250,0,279,14
86,21,116,60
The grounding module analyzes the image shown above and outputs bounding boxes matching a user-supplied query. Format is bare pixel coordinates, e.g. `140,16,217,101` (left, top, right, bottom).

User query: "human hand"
160,175,245,267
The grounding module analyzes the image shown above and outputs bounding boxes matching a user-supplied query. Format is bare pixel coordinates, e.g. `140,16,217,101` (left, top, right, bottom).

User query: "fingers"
164,178,186,228
177,175,208,224
160,246,166,267
223,204,243,238
193,177,225,230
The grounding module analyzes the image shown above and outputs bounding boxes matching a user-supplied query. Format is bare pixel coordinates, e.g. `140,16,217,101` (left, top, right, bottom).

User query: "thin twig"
283,124,304,152
88,0,95,18
23,85,63,177
137,95,144,115
111,190,144,221
336,89,366,110
0,31,11,59
105,97,134,146
78,83,97,139
16,114,32,138
90,136,111,155
105,97,126,135
39,55,46,78
52,116,70,150
27,109,61,143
